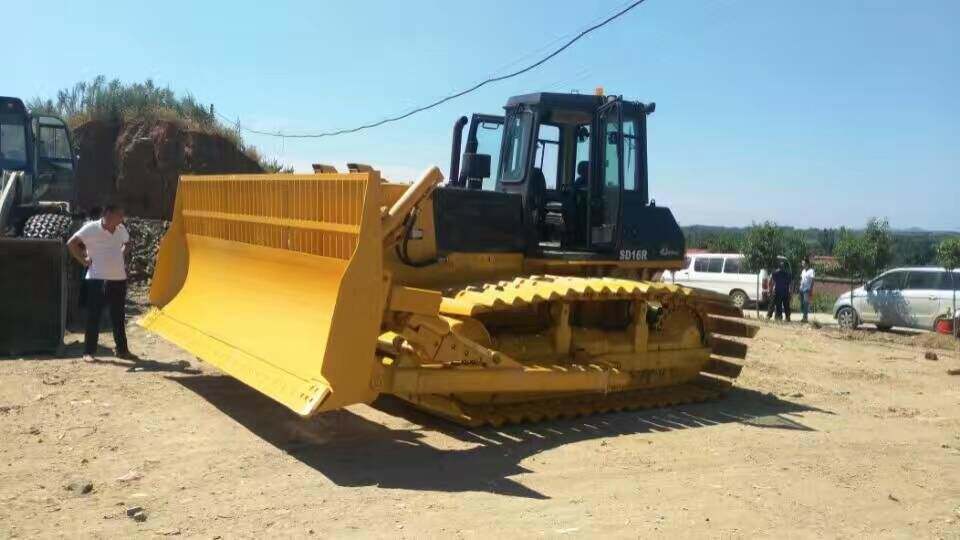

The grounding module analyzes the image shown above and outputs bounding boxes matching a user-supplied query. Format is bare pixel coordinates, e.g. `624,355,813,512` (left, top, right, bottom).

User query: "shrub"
27,76,218,131
28,76,291,173
790,291,834,314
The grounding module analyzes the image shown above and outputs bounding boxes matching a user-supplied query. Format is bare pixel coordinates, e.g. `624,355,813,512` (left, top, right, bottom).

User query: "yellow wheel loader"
141,91,757,427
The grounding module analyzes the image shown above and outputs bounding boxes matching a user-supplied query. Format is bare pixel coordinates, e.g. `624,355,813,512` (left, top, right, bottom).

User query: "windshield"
0,113,28,169
36,122,73,161
500,110,533,183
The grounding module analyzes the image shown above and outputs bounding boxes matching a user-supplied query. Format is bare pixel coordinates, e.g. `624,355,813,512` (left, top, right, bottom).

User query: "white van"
663,253,767,308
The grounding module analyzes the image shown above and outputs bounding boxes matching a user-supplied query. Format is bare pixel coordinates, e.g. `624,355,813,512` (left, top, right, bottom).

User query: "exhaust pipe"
449,116,468,187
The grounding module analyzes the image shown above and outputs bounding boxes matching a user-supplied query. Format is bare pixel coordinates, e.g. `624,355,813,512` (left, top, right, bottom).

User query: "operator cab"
445,91,683,264
0,97,78,228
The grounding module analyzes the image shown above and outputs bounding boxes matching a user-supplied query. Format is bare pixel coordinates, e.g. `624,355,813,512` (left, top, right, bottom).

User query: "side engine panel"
433,187,526,254
617,192,685,263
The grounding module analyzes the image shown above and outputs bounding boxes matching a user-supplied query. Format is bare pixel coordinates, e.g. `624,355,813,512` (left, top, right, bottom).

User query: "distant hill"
680,224,959,269
683,224,959,235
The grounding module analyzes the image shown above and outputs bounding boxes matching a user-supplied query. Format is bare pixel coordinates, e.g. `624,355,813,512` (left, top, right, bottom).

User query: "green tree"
891,234,936,266
817,228,838,256
836,218,893,281
834,230,873,306
863,217,892,275
706,233,743,253
835,232,871,281
741,221,784,316
782,231,810,284
937,237,960,338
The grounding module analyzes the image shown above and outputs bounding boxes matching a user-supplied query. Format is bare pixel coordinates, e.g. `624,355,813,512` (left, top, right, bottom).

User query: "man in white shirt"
67,203,137,362
798,258,816,323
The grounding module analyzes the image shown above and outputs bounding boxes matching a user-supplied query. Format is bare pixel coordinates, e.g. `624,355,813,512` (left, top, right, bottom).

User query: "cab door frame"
588,97,624,251
456,113,504,190
30,115,78,206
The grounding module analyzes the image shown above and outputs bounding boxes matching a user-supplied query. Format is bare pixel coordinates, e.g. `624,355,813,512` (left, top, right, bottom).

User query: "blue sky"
7,0,958,230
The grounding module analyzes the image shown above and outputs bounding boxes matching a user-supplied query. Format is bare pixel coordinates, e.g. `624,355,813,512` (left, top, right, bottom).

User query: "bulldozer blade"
141,172,386,416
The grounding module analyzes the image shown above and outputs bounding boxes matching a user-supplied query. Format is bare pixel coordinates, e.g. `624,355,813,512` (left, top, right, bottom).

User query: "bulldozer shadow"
171,375,827,499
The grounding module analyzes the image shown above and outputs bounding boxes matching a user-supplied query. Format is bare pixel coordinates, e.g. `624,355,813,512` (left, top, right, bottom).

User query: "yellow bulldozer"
141,91,757,427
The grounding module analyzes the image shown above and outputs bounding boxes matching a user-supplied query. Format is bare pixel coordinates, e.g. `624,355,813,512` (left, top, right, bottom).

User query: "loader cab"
0,97,78,209
447,92,683,264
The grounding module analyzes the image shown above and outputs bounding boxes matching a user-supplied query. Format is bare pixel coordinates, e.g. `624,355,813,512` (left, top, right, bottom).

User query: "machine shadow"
172,375,827,499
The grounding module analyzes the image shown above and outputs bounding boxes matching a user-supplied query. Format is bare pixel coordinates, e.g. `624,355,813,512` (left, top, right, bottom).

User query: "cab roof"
505,92,653,116
0,97,28,116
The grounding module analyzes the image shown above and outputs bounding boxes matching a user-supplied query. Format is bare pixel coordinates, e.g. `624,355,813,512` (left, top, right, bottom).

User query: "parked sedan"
833,267,960,331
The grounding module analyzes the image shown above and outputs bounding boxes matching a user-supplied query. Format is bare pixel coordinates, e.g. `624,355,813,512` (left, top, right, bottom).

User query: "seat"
544,201,566,232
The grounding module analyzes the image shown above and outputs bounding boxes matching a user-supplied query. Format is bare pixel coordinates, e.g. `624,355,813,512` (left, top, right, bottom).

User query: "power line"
225,0,648,139
479,0,639,80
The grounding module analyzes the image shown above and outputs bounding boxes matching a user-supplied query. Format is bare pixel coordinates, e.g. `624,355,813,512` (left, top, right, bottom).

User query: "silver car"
833,267,960,331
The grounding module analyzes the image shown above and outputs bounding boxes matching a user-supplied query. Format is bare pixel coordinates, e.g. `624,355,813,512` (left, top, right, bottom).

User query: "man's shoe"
82,354,97,363
116,350,140,361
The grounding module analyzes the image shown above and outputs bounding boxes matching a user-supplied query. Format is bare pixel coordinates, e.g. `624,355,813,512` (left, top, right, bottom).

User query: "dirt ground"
2,298,960,538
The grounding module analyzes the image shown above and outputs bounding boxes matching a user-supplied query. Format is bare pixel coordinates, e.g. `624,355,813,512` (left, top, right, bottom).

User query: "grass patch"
790,291,835,314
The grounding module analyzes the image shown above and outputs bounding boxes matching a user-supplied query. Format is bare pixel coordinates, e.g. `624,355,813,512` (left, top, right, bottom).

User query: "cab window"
37,123,73,161
534,124,559,189
0,115,28,168
623,120,638,191
573,125,590,189
501,111,533,183
475,120,503,191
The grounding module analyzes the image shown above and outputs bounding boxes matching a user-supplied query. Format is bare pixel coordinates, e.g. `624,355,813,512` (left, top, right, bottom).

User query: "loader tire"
21,213,86,327
22,213,74,240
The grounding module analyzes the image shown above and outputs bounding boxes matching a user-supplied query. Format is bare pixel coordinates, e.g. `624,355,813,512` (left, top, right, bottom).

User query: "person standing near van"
67,203,137,362
798,259,816,322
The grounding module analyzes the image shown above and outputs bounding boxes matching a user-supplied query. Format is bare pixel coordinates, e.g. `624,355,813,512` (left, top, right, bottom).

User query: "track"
393,275,759,427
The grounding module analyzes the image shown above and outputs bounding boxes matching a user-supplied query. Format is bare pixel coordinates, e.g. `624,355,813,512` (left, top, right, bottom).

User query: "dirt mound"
73,120,261,219
822,326,958,351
